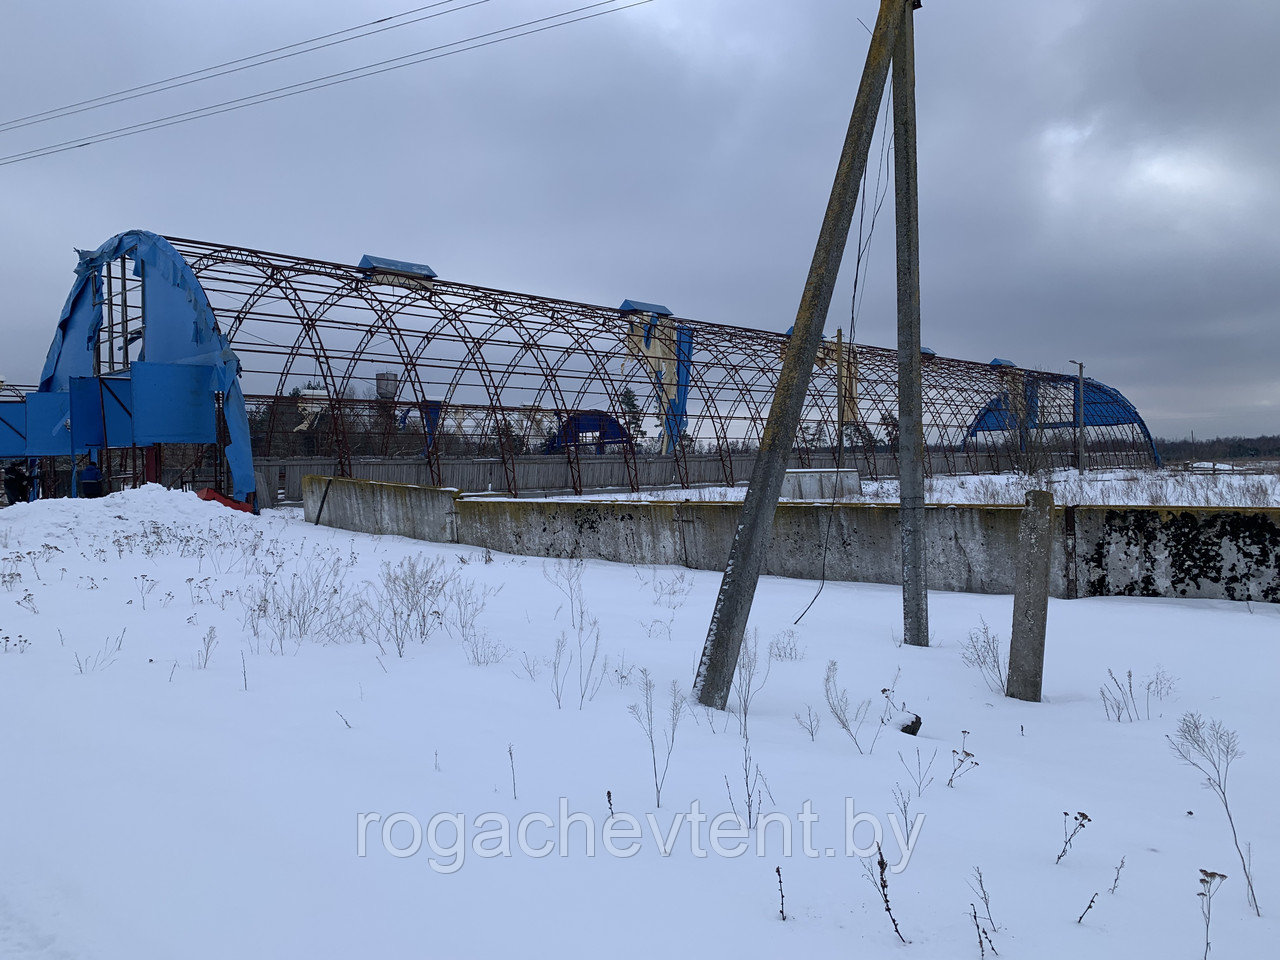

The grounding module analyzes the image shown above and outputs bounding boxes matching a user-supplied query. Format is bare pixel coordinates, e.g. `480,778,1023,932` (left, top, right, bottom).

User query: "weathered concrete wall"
1074,507,1280,602
779,468,863,499
301,475,459,543
301,476,1280,602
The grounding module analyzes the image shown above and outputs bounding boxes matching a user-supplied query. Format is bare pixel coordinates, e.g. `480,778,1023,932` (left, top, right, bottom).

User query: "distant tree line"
1154,434,1280,462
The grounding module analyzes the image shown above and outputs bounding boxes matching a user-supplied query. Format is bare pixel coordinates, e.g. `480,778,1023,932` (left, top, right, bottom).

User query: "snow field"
0,485,1275,958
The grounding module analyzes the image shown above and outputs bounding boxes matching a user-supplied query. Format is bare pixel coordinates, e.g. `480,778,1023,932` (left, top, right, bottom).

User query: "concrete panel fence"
301,476,1280,603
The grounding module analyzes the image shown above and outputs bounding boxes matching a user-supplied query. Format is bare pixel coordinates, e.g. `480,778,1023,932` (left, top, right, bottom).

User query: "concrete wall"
271,454,762,501
1074,506,1280,603
460,497,1033,595
300,476,1280,603
302,475,459,543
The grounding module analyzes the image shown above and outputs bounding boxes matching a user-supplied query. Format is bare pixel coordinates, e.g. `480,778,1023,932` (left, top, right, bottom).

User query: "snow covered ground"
556,465,1280,508
0,486,1276,958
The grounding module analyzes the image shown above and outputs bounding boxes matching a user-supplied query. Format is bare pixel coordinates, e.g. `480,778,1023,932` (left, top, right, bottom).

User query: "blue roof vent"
619,299,672,316
921,346,936,356
358,254,437,280
989,357,1017,368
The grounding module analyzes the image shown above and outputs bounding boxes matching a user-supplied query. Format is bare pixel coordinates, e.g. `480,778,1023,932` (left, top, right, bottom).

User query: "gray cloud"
1,0,1276,438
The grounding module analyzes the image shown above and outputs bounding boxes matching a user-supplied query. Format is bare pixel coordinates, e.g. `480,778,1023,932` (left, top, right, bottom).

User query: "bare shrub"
898,746,937,798
463,633,509,666
968,866,998,934
514,651,540,681
242,549,359,654
74,633,123,674
628,669,684,807
648,570,693,610
862,843,907,943
194,627,217,669
731,628,770,738
444,579,501,646
960,618,1006,694
1169,713,1260,915
1198,869,1228,959
361,555,455,657
1101,666,1177,721
823,660,873,754
724,737,774,830
947,731,979,787
768,628,805,662
794,705,821,741
1056,811,1091,864
610,651,635,689
576,615,607,708
638,615,673,644
543,557,586,627
547,634,571,709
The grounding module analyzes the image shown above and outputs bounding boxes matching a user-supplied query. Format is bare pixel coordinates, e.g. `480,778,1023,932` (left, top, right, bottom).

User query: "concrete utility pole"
1007,489,1055,702
1069,359,1086,475
692,0,919,710
893,2,928,647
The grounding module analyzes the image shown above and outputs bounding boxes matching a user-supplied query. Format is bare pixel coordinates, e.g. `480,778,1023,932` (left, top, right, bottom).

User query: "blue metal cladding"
98,377,135,450
966,375,1161,465
36,230,256,500
357,254,437,279
419,400,443,452
543,411,632,453
664,325,693,444
131,362,217,445
0,402,27,458
23,392,73,456
619,300,672,317
68,378,105,452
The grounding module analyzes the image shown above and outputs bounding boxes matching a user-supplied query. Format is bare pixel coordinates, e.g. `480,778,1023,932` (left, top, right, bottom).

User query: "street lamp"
1068,360,1085,474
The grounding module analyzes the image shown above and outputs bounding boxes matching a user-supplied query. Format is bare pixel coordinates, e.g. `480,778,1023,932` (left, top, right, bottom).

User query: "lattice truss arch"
168,237,1159,494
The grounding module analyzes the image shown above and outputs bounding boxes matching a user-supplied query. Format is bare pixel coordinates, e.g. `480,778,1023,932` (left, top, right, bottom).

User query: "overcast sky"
2,0,1277,439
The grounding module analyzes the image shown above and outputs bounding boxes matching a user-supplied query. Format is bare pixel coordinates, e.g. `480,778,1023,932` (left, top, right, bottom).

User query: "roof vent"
619,299,672,316
358,254,437,291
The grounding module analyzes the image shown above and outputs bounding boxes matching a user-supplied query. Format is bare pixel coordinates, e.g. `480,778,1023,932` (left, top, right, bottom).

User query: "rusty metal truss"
165,237,1160,496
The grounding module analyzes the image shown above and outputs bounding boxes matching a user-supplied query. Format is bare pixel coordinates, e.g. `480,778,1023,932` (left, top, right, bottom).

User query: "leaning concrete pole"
693,0,910,710
893,2,929,646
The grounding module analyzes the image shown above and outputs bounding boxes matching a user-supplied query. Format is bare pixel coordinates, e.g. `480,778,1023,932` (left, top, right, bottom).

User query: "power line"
0,1,488,134
0,0,655,168
852,78,895,333
795,79,895,628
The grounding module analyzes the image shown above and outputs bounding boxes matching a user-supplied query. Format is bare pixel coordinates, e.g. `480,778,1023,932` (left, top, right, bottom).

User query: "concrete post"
1006,489,1054,702
692,0,910,710
893,2,929,646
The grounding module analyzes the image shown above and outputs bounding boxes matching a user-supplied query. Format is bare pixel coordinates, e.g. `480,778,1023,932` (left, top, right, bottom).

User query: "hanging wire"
794,76,894,626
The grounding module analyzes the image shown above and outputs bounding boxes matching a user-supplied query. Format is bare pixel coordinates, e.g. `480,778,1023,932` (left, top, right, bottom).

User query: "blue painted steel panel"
24,392,72,456
0,402,26,458
664,325,693,444
132,362,216,444
98,377,134,449
69,377,105,452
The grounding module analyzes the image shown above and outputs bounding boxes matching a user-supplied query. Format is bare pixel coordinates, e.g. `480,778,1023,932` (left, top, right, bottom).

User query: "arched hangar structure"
162,237,1157,495
4,232,1160,501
